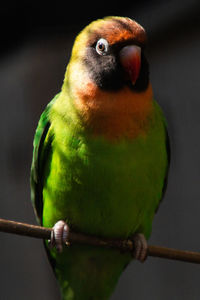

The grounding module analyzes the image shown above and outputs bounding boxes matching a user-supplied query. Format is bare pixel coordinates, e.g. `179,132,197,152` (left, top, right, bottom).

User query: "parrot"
31,16,170,300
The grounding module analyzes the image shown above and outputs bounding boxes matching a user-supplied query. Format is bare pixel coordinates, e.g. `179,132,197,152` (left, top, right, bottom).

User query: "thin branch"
0,218,200,264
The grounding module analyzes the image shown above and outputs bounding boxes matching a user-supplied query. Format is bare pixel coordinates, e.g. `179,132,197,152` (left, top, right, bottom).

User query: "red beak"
119,45,141,85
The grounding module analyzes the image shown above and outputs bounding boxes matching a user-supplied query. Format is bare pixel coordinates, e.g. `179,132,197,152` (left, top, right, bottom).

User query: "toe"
62,224,70,245
131,233,148,263
139,237,148,262
50,220,69,253
133,237,142,260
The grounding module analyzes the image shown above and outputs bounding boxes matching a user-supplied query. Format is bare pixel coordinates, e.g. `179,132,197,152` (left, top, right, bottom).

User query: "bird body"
31,16,169,300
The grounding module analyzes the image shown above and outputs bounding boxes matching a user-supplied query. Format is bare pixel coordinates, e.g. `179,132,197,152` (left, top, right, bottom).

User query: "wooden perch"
0,218,200,264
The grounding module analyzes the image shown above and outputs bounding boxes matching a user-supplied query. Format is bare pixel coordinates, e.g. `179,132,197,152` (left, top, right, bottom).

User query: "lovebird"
31,16,170,300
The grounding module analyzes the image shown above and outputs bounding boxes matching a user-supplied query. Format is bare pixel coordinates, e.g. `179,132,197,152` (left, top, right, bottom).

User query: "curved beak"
119,45,141,85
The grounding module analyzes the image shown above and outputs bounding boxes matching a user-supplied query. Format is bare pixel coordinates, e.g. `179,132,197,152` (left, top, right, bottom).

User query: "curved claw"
131,233,148,263
49,220,70,253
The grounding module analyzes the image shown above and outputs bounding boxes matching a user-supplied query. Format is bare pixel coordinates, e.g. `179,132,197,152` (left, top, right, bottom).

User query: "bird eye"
96,38,109,55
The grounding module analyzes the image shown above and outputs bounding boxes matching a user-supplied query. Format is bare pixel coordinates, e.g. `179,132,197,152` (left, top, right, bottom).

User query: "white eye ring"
96,38,109,55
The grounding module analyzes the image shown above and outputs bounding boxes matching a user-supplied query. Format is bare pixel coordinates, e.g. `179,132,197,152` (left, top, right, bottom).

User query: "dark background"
0,0,200,299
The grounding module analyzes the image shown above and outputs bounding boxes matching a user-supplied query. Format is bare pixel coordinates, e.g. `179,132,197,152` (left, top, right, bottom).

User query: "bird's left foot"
49,220,70,253
131,233,148,263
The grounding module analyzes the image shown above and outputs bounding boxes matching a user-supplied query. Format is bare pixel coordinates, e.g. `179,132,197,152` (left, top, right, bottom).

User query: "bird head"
65,16,149,91
63,16,153,139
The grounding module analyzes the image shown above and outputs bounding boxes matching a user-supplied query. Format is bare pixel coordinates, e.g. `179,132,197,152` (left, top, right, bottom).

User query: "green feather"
31,94,58,223
31,91,168,299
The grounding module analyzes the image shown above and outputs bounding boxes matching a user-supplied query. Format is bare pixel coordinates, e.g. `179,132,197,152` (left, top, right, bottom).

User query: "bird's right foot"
130,233,148,262
49,220,70,253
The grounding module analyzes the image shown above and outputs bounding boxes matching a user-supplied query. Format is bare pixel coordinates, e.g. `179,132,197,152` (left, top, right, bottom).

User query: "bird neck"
72,85,153,140
62,62,154,141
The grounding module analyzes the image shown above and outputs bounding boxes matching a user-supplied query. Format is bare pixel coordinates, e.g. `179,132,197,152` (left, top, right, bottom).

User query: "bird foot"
131,233,148,262
49,220,70,253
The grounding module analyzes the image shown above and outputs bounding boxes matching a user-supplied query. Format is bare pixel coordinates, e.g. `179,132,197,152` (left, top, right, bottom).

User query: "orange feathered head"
63,16,153,140
66,16,148,92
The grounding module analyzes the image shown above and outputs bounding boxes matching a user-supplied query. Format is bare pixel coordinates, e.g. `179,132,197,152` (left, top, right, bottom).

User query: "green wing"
30,94,58,224
155,122,170,213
